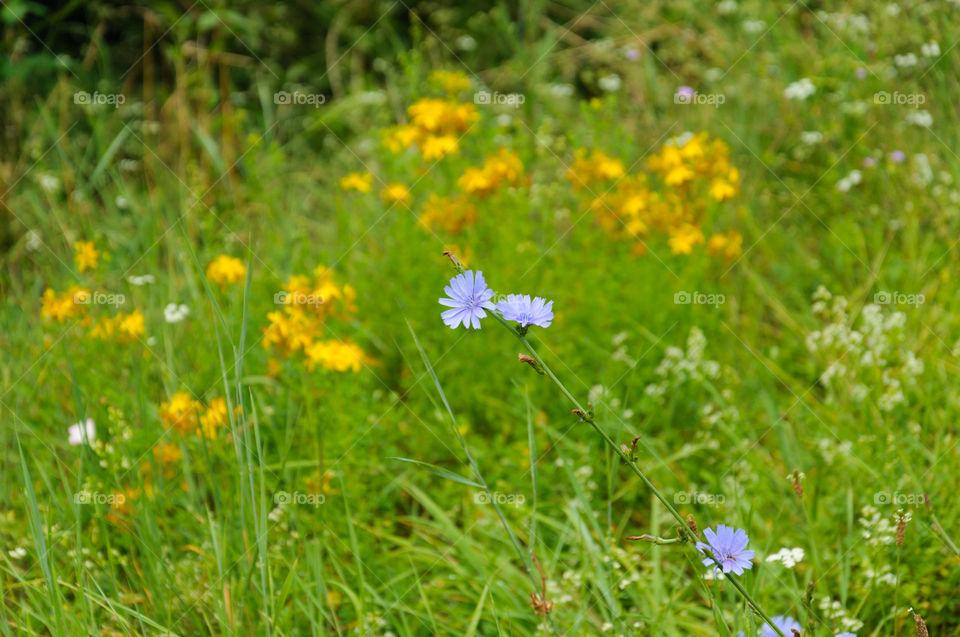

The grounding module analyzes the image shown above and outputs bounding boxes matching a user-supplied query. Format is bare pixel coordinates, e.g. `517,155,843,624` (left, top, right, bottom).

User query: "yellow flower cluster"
566,149,625,189
90,310,145,342
381,183,412,205
74,241,99,272
158,392,232,440
581,133,742,257
458,148,525,197
41,286,147,343
206,255,247,287
418,194,478,234
646,132,739,196
40,286,90,323
339,172,373,193
383,98,478,159
262,266,367,373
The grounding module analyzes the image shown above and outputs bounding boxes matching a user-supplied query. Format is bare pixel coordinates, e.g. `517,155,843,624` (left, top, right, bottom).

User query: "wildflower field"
4,1,960,635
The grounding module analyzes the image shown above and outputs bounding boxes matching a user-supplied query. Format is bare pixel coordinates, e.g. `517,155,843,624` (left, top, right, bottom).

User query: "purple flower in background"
862,157,877,168
625,48,641,61
696,525,755,575
855,67,867,80
676,85,696,100
497,294,554,328
760,616,803,637
890,150,906,163
439,270,496,329
835,633,857,637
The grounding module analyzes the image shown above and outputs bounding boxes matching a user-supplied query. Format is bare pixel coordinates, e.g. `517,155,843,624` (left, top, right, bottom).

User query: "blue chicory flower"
497,294,554,328
696,524,755,575
760,616,803,637
439,270,497,329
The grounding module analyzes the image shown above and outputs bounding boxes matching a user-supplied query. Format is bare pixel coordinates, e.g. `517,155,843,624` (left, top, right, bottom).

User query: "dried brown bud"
442,251,464,272
517,353,545,375
571,409,586,419
787,469,805,498
895,509,912,546
915,613,928,637
686,514,699,538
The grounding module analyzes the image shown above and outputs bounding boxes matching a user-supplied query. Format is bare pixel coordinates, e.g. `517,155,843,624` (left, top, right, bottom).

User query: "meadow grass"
3,1,960,635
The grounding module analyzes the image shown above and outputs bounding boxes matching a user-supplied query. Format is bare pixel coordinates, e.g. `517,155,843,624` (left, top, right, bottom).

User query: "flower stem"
497,315,786,637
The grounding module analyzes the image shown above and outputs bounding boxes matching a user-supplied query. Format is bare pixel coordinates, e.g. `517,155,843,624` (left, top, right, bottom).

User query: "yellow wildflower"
418,195,478,234
90,310,145,343
383,124,422,153
304,340,367,372
421,135,459,160
709,179,737,201
458,148,524,196
566,149,625,189
206,255,246,286
198,397,228,440
668,224,705,254
707,230,743,260
159,392,201,435
339,172,373,193
41,286,90,323
74,241,99,272
382,183,412,205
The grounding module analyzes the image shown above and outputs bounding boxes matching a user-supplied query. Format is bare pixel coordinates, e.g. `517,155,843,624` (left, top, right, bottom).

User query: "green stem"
497,316,786,637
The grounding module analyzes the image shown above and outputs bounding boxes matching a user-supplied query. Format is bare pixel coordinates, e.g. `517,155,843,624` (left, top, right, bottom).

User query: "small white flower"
455,35,477,51
921,41,941,58
68,418,96,446
8,547,27,559
801,131,823,144
717,0,737,14
127,274,155,286
743,19,766,34
38,175,60,192
25,230,42,252
894,53,918,68
164,303,190,324
765,547,805,568
598,74,622,93
906,110,933,128
784,78,816,100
